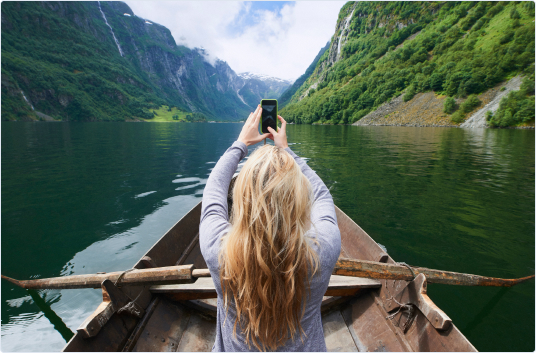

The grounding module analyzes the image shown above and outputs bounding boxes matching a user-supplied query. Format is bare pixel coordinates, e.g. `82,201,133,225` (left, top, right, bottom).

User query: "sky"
124,1,346,81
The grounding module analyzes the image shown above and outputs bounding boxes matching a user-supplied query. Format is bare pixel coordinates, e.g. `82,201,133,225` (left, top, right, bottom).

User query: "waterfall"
337,9,355,58
98,1,124,57
20,91,34,110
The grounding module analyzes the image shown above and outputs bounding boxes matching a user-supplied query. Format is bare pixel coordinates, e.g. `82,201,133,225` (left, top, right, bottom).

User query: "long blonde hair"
219,145,319,351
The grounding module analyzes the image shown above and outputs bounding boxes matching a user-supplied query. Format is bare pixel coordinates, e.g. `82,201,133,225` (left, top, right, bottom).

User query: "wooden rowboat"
62,200,477,352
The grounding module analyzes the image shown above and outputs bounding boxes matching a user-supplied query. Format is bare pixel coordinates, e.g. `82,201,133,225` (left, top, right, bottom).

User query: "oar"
333,258,535,287
1,265,200,290
2,258,534,290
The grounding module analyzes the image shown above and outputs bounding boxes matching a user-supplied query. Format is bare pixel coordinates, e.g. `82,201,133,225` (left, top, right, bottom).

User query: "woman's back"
199,109,340,351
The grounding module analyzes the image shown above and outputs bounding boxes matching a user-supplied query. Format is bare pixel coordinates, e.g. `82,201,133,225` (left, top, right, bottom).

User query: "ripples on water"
1,123,534,352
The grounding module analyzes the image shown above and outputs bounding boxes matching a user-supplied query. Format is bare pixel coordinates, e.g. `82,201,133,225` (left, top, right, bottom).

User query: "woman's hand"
267,115,288,149
237,105,271,146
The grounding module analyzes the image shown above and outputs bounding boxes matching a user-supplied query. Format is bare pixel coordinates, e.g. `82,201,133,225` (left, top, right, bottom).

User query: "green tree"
443,97,457,114
451,110,465,123
460,95,481,113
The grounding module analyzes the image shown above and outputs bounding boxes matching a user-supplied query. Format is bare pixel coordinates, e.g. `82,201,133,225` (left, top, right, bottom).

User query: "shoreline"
3,120,534,129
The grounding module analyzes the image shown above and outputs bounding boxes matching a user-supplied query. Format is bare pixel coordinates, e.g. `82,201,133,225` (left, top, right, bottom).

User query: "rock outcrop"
461,76,522,128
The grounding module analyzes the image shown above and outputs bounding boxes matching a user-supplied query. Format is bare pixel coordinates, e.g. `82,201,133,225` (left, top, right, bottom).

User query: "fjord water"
1,122,534,351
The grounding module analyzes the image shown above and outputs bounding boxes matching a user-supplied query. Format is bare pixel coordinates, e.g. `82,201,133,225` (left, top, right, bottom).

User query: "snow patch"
238,72,292,84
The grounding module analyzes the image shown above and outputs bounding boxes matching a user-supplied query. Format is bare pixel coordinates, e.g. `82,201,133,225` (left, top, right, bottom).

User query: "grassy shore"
143,106,189,122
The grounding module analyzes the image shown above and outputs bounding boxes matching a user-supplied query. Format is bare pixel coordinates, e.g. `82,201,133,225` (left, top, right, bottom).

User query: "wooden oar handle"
192,269,211,277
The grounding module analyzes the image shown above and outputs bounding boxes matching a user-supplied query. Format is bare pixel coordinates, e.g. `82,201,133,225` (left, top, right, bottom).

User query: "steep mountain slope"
1,1,261,121
278,41,330,108
237,72,291,108
280,1,535,127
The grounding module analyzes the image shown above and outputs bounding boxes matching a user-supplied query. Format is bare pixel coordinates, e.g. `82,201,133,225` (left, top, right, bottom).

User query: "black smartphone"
260,99,278,133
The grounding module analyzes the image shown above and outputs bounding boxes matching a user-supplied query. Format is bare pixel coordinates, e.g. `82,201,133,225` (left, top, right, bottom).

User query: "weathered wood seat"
150,275,381,300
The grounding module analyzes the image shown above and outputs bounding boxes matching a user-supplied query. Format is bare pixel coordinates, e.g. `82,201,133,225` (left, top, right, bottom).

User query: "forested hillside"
281,1,535,127
1,2,261,121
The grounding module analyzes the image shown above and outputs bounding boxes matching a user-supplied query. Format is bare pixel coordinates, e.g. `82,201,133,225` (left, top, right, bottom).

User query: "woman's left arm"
199,106,270,264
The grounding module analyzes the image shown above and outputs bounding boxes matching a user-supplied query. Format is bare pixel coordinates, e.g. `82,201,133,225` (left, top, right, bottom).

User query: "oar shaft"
3,260,533,290
333,258,535,287
1,265,194,290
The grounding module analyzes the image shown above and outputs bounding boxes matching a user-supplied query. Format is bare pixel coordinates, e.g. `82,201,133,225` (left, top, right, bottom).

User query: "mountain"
278,41,330,108
236,72,292,108
1,1,270,121
280,1,535,127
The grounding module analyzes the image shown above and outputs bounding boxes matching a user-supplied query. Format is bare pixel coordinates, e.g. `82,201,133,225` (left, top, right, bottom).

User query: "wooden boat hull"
63,201,477,352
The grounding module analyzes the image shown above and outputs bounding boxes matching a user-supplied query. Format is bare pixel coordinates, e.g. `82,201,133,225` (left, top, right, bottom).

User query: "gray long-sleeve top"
200,141,341,352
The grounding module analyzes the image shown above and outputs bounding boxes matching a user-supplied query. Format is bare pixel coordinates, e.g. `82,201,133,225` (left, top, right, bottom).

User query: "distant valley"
1,1,291,122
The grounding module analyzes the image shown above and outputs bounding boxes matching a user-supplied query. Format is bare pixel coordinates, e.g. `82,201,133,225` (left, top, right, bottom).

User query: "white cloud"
124,1,345,81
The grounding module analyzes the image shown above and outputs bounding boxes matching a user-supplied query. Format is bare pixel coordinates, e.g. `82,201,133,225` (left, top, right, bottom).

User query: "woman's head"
219,145,319,351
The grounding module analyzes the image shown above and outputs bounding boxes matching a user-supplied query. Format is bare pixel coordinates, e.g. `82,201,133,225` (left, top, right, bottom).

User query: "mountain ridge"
1,1,288,121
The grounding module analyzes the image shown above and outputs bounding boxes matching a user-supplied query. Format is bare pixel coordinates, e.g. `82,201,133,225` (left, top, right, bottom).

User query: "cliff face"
281,1,535,127
1,1,268,121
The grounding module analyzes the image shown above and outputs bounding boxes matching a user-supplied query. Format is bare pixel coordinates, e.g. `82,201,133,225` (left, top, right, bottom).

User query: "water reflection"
286,125,534,352
1,122,242,351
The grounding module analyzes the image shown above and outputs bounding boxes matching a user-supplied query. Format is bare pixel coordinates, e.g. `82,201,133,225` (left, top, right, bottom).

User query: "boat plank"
63,314,138,352
123,297,160,352
404,314,477,352
341,292,412,352
322,310,358,352
132,298,190,352
181,243,208,270
336,207,388,263
176,311,217,352
135,203,202,269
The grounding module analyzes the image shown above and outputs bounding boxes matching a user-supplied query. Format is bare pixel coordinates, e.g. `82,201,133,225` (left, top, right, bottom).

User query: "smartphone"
260,99,278,134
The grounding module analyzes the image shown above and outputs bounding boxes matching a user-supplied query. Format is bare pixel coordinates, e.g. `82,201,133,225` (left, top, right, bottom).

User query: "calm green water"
1,122,534,351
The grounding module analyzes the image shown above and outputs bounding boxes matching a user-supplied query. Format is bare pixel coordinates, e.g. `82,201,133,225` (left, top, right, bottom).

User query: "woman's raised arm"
199,106,271,262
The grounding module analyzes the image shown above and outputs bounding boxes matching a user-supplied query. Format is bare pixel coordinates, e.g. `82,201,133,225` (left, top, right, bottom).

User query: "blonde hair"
219,145,319,351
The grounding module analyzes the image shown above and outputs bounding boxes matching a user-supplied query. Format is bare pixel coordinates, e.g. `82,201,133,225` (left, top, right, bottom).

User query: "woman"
200,105,341,351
